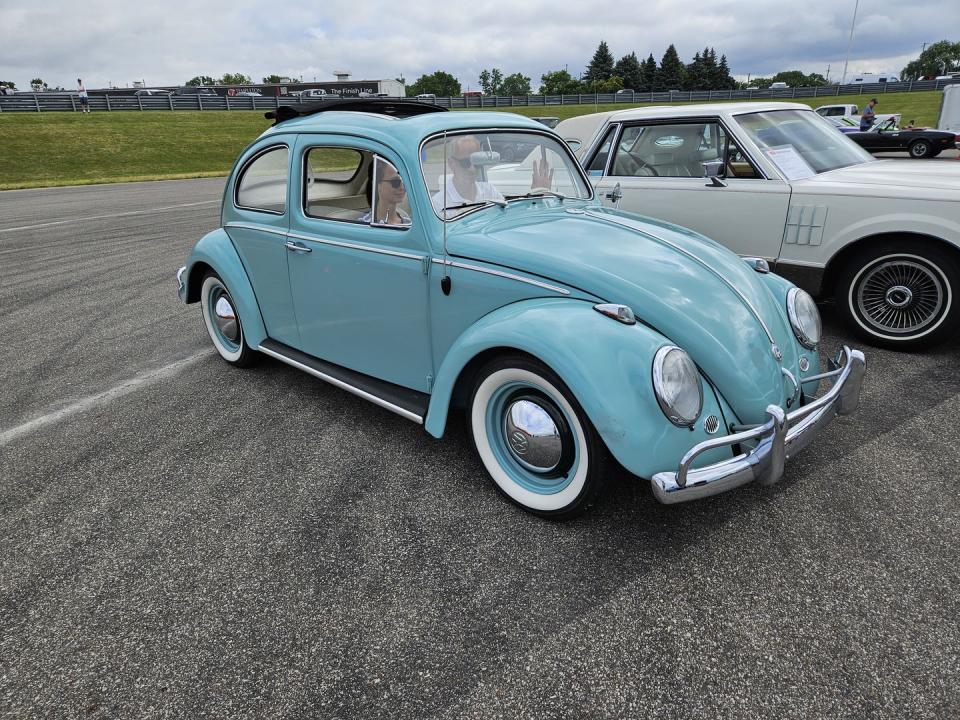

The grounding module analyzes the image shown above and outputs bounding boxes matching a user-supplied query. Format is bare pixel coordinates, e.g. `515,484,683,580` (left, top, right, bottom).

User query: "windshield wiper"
442,199,507,211
505,190,569,202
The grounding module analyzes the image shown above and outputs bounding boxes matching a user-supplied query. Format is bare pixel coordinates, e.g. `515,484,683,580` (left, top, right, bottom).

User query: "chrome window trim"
580,121,621,175
369,155,412,232
431,258,570,295
584,210,777,344
418,127,595,223
233,144,290,216
287,230,423,262
257,344,424,424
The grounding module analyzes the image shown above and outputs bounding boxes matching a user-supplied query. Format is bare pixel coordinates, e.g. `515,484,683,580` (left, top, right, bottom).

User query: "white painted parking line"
0,200,220,234
0,351,212,447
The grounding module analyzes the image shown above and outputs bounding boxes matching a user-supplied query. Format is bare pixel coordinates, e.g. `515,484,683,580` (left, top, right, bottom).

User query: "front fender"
756,270,822,386
183,228,267,348
425,298,734,479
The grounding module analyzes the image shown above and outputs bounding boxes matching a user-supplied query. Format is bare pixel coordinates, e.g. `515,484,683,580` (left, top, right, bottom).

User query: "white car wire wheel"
200,274,257,367
837,243,960,350
468,356,607,519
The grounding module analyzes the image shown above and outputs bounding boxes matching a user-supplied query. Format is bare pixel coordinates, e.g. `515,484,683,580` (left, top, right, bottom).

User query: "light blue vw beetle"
177,100,866,519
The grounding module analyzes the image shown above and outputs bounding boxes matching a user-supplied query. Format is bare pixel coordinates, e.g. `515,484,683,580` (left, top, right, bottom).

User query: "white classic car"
556,102,960,349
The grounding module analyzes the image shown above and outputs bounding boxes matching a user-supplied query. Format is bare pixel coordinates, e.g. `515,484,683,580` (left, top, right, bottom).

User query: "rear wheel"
908,140,932,158
200,273,257,367
836,242,960,350
467,355,607,519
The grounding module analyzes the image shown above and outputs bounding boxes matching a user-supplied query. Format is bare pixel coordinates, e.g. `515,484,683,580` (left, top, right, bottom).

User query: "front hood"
800,159,960,196
447,204,799,423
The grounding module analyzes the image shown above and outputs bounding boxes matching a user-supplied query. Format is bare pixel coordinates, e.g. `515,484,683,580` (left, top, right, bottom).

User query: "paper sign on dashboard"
764,146,816,180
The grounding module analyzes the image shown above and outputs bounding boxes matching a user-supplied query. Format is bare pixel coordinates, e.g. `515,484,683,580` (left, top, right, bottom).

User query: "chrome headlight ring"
652,346,704,427
787,288,822,349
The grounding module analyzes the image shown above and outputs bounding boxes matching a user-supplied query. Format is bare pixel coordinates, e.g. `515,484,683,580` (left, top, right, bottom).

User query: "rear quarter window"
236,146,289,214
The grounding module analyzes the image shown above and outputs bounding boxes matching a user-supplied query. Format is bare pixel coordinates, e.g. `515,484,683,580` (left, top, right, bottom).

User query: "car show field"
2,175,959,717
0,90,950,189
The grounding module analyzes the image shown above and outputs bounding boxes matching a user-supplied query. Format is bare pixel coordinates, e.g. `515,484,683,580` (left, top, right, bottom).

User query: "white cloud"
0,0,951,89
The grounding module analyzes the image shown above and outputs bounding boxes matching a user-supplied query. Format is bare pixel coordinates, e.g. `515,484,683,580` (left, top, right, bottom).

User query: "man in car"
431,135,554,215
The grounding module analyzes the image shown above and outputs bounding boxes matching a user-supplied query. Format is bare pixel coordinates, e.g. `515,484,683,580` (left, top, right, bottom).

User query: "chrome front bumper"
176,266,187,302
651,346,866,504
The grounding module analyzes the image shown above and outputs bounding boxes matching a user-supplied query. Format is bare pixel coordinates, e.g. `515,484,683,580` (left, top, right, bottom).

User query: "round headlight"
652,346,703,427
787,288,822,348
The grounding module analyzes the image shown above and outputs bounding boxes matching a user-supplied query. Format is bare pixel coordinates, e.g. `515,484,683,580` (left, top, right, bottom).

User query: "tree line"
11,38,955,97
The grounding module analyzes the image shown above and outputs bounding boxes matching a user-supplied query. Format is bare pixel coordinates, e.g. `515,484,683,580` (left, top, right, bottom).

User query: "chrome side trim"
225,221,288,237
286,230,424,261
257,344,424,424
431,259,571,295
584,209,777,345
652,345,866,503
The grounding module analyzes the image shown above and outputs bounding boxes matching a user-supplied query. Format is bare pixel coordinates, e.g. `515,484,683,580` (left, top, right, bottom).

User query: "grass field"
0,91,946,190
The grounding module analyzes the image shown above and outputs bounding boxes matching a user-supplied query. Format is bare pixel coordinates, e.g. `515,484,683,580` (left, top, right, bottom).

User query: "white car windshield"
735,109,875,175
421,131,592,219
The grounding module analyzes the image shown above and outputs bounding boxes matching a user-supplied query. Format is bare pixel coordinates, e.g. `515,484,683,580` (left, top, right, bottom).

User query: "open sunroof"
265,98,448,125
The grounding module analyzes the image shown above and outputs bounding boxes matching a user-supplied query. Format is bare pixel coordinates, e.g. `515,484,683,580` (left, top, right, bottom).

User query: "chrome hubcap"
857,260,944,334
214,294,240,343
884,285,913,309
503,399,563,473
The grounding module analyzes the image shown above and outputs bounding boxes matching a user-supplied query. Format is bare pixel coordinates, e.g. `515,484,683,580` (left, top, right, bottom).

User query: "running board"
258,339,430,424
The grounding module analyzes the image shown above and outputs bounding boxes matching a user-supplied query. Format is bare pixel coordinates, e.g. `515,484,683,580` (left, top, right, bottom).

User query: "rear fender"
425,298,733,479
184,228,267,348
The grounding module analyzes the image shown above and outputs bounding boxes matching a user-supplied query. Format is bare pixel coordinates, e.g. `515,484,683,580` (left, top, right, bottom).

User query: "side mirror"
702,160,726,188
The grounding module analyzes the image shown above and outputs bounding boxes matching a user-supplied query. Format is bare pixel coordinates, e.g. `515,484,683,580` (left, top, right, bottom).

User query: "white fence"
0,79,956,113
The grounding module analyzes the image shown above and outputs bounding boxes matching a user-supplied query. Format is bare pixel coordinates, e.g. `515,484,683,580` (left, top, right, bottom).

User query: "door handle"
285,241,312,253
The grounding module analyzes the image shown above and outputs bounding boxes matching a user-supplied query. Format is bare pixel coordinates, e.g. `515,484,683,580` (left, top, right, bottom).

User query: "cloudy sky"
0,0,952,90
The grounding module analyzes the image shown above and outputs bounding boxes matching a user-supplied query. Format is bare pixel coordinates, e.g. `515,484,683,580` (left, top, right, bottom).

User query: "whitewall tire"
468,356,606,519
200,274,256,367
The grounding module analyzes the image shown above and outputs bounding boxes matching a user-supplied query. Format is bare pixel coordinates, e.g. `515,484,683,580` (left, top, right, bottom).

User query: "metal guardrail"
0,79,957,113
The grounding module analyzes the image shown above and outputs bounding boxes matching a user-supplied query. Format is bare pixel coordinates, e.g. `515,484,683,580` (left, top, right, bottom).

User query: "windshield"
735,109,874,176
420,130,592,219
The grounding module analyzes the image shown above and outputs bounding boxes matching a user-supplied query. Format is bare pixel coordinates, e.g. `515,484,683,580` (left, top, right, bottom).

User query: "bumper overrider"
177,266,187,302
652,346,866,504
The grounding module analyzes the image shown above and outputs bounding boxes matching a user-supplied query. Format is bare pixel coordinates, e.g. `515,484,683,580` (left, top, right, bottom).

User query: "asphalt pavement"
1,178,959,719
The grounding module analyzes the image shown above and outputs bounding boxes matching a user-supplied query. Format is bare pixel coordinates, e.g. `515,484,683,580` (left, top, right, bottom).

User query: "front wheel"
467,356,607,519
836,242,960,350
200,273,257,367
908,140,932,158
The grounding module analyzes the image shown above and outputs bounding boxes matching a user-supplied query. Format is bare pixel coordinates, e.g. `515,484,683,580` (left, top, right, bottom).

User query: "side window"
370,157,412,228
236,146,288,214
612,123,711,177
586,125,617,176
303,147,371,222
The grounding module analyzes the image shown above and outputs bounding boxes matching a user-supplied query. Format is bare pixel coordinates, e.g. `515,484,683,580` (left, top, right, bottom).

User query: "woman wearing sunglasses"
363,158,412,226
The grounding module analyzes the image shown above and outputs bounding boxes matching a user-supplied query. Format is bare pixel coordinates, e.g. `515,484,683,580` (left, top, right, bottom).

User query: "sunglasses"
451,156,473,169
379,176,404,189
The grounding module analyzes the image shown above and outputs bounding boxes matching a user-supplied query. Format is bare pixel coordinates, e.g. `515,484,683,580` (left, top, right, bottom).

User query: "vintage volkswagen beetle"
176,100,865,518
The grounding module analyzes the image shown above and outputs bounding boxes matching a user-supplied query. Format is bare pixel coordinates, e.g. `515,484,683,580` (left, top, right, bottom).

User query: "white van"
770,82,789,89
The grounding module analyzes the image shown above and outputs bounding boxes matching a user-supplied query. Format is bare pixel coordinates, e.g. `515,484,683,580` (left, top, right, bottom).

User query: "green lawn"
0,91,946,190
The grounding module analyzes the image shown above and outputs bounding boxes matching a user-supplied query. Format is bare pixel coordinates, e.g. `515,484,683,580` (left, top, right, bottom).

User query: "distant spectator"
859,97,878,131
77,78,89,113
